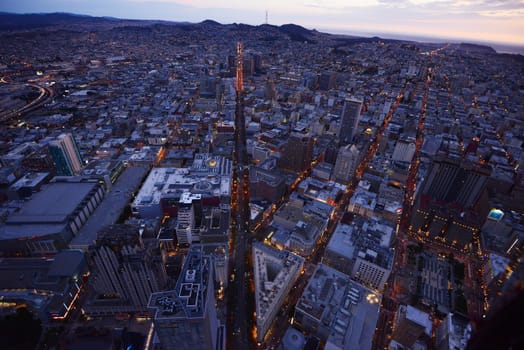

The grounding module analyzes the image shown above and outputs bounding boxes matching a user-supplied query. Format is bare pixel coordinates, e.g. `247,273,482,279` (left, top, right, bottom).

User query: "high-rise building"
175,193,201,245
333,144,360,184
199,76,218,99
318,71,337,91
352,255,391,291
90,225,167,312
49,133,83,176
392,138,417,163
435,313,471,350
389,305,433,350
339,99,362,145
264,78,277,100
249,163,286,203
280,132,314,173
323,140,339,165
148,244,224,350
228,53,255,78
411,155,491,247
419,155,490,209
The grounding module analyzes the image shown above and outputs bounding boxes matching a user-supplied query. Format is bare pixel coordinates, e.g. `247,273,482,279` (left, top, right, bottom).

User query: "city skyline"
0,7,522,350
2,0,524,47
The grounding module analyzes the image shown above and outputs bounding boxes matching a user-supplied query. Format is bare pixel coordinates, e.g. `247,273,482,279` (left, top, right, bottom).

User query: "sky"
2,0,524,46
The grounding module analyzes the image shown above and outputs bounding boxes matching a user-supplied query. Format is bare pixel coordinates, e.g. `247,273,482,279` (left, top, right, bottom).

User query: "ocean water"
323,28,524,56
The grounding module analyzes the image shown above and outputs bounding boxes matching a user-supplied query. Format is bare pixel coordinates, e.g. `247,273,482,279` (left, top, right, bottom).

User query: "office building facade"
280,133,314,173
339,99,362,145
90,225,167,312
49,133,83,176
420,156,490,210
333,144,360,184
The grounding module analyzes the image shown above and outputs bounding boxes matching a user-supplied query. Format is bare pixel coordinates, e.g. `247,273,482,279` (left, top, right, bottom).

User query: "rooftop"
253,241,304,331
6,180,98,225
295,264,380,350
1,179,102,240
325,223,357,260
0,250,87,318
9,172,50,190
132,160,232,209
148,244,212,320
71,166,148,249
349,187,377,210
326,216,394,269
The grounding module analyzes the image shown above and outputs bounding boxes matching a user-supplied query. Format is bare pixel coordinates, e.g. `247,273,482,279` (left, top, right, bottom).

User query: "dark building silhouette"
410,154,491,247
199,76,218,98
90,225,167,313
249,163,286,203
339,99,362,145
419,155,490,210
280,132,314,173
264,78,277,100
318,71,337,91
323,140,339,165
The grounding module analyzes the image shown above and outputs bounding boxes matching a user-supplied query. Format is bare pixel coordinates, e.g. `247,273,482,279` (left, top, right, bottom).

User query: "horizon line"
2,10,524,53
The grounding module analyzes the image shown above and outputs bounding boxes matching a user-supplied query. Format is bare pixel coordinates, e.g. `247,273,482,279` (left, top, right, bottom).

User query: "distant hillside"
0,12,121,31
0,12,504,55
334,36,400,47
199,19,221,26
458,42,496,54
279,23,315,42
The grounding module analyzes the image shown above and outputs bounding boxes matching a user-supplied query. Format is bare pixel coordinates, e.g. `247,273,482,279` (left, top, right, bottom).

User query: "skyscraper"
318,71,337,91
175,193,201,245
411,155,491,245
333,144,360,184
48,133,83,176
199,76,218,99
280,132,314,173
323,140,339,165
339,99,363,145
419,155,490,210
90,225,167,310
148,244,224,350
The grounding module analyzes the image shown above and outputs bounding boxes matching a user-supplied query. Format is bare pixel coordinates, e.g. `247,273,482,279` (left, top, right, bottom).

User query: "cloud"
304,0,380,9
479,8,524,17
